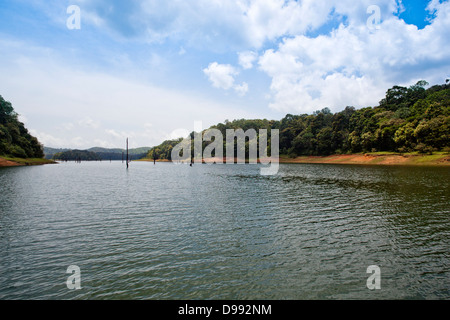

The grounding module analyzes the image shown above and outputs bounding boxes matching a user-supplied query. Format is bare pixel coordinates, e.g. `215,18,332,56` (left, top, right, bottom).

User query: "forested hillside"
146,80,450,160
87,147,150,161
278,80,449,156
46,147,150,161
52,150,102,161
0,95,44,158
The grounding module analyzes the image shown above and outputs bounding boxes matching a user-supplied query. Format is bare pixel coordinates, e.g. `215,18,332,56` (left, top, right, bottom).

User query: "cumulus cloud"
168,128,191,140
29,130,65,148
105,129,122,139
3,0,449,143
203,62,249,96
68,0,364,49
78,117,101,129
93,139,118,149
203,62,238,90
257,0,450,113
0,40,255,149
238,51,258,69
234,82,249,96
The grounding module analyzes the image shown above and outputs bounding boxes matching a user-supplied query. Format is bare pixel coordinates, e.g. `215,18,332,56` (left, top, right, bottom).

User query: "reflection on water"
0,162,449,299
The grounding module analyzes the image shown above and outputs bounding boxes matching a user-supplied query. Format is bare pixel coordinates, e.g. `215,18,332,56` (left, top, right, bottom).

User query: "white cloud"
203,62,238,90
18,114,29,124
61,123,74,131
0,41,255,149
29,130,65,148
71,137,85,148
105,129,123,139
78,117,101,129
258,0,450,113
93,139,117,149
241,0,331,47
73,0,373,49
203,62,250,96
3,0,449,145
168,128,190,140
238,51,258,69
234,82,249,96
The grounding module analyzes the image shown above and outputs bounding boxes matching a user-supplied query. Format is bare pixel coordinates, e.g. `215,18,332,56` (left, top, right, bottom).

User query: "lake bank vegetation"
0,95,44,159
145,80,449,164
2,80,449,167
0,95,54,167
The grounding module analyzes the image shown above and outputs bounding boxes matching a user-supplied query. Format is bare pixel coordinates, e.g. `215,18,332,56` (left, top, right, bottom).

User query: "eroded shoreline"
139,153,450,166
0,157,56,167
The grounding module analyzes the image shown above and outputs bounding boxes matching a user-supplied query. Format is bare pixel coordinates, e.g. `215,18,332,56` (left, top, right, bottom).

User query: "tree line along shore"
144,80,449,165
1,80,449,167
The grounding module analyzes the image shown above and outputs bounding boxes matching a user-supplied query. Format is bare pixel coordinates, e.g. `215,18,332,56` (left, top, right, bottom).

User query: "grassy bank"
0,157,57,167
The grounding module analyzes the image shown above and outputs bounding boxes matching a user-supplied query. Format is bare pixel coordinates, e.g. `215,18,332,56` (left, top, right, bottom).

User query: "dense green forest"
0,95,44,158
2,80,449,162
146,80,450,160
88,147,150,161
52,150,102,161
45,147,150,161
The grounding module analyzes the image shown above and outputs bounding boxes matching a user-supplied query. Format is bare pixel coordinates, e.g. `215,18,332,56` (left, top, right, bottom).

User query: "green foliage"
53,150,102,161
144,80,449,159
147,138,183,161
378,80,429,112
0,95,44,159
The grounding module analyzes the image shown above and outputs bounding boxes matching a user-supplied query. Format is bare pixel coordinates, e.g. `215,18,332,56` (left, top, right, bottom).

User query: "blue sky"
0,0,449,149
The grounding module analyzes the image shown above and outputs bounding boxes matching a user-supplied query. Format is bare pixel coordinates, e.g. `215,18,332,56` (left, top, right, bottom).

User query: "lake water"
0,161,449,300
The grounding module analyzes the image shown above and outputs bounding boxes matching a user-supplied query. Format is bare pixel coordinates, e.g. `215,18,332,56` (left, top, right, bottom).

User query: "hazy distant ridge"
44,146,152,160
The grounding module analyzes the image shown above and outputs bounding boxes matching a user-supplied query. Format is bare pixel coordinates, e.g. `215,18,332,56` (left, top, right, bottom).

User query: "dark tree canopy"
146,80,450,159
52,150,102,161
0,95,44,158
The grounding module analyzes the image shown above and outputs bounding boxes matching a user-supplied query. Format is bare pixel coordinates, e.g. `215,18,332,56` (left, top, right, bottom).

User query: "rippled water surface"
0,162,449,299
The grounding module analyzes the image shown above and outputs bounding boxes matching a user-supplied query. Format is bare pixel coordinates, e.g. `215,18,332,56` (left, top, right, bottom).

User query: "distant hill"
87,147,151,161
44,147,71,159
87,147,151,155
52,150,102,161
45,146,152,161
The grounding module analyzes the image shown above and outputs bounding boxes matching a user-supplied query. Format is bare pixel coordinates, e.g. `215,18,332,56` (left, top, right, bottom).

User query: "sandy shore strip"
0,157,57,167
0,157,23,167
279,153,450,166
138,153,450,166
